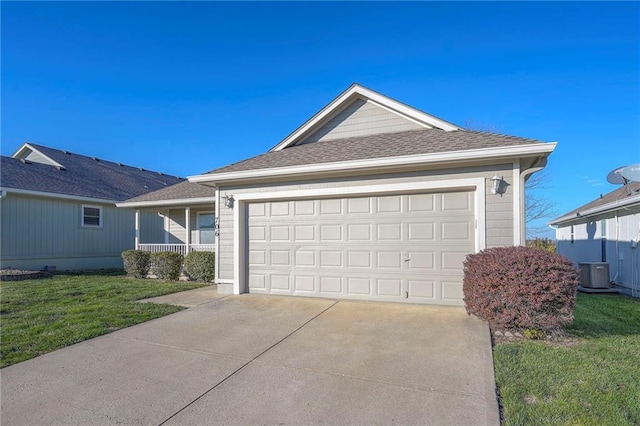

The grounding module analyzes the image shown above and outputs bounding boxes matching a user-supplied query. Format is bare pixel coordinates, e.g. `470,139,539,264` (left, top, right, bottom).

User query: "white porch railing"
137,244,215,256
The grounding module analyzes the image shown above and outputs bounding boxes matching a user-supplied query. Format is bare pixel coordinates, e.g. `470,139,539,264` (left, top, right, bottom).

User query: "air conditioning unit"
579,262,610,288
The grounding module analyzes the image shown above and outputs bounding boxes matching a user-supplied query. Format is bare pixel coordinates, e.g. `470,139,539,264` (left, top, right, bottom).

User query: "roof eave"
549,192,640,226
189,142,556,185
116,197,217,208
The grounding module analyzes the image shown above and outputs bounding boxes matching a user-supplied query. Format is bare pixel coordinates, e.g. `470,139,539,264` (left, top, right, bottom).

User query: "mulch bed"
0,269,50,281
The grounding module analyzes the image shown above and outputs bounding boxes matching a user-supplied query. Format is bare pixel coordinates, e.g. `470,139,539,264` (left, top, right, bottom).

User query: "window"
82,205,102,227
197,212,215,244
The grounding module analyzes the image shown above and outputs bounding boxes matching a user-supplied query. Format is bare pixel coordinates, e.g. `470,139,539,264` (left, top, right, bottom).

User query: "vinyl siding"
0,193,162,270
299,99,425,144
556,209,640,294
216,163,515,281
165,207,215,244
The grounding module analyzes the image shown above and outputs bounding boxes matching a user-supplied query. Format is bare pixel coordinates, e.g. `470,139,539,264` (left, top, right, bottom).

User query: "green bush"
150,252,183,281
183,251,215,282
121,250,151,278
463,246,579,332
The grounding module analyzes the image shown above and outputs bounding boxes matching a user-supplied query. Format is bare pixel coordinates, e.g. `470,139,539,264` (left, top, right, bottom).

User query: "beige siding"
216,164,515,281
165,207,215,244
0,194,161,270
300,99,425,144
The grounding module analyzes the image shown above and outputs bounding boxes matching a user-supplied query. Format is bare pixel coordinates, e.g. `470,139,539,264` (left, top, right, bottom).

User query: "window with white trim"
82,205,102,227
197,212,215,244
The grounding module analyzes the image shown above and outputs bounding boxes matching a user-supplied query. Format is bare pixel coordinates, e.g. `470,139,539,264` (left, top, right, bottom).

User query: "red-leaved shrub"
463,246,579,332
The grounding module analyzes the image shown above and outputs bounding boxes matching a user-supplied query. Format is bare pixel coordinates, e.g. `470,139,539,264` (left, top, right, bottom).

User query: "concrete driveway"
1,291,499,425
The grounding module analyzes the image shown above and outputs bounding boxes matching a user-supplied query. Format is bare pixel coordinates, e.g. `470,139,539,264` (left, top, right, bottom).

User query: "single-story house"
0,142,186,270
550,182,640,297
120,84,557,306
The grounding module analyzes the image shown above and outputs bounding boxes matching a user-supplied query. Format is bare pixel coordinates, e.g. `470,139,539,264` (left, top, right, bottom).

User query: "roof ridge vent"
92,157,99,161
55,166,66,171
20,158,33,164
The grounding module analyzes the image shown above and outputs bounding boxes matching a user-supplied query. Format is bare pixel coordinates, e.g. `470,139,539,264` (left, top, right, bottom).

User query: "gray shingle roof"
207,128,547,175
124,180,216,203
551,182,640,224
1,143,183,201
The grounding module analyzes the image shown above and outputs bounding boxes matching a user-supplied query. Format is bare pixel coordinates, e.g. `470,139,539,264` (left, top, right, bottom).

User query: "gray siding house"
0,143,184,270
550,182,640,297
125,84,557,306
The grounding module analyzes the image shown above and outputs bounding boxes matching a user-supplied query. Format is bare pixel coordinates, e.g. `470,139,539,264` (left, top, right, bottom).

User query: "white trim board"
12,143,66,169
231,178,487,295
189,143,556,184
116,197,217,208
2,187,116,205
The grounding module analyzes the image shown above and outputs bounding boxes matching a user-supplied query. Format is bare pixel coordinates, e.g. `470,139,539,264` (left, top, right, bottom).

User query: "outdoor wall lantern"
491,174,504,195
222,193,235,209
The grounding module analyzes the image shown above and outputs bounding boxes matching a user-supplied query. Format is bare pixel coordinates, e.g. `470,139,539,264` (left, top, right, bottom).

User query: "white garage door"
247,192,475,305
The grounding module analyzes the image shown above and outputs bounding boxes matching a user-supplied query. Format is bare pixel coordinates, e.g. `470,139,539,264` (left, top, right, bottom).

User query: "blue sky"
2,2,639,237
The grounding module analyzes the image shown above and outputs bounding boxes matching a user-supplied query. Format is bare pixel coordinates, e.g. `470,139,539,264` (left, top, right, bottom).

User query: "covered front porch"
117,180,218,256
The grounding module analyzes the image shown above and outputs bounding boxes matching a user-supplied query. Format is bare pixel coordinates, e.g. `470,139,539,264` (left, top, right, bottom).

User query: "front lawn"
494,293,640,425
0,271,206,368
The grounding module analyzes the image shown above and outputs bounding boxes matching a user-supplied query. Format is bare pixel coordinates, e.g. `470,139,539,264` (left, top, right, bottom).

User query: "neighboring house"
124,84,557,306
116,180,217,256
550,182,640,298
0,143,184,270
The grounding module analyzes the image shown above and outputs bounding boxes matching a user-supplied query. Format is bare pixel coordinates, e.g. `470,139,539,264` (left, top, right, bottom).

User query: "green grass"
0,271,206,368
494,294,640,425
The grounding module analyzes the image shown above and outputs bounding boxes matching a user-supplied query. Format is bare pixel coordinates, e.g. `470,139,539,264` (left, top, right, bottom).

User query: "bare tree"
463,121,557,238
525,170,558,238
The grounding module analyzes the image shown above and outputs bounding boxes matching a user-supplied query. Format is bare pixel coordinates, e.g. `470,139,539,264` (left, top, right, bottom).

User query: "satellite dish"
606,166,628,185
621,163,640,183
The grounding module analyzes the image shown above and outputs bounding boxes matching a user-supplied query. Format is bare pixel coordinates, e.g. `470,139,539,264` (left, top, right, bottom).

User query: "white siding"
0,193,162,270
299,99,425,144
556,209,640,295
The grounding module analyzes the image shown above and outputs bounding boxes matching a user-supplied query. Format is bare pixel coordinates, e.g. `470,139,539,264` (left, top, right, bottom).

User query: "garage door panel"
347,278,372,295
408,222,434,240
348,197,371,214
294,276,316,293
408,280,435,299
320,277,343,293
377,279,402,297
377,251,402,269
248,191,474,306
294,225,315,241
441,222,472,240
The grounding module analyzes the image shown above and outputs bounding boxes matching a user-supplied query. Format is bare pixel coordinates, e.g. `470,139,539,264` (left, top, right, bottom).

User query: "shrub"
150,252,183,281
121,250,150,278
526,238,556,253
463,246,579,332
183,251,215,282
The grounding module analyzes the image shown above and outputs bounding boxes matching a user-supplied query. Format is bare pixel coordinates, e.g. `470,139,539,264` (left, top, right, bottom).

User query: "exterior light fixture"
222,193,235,208
491,175,503,195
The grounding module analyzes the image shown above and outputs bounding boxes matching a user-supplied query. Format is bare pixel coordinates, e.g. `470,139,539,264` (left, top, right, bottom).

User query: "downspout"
0,190,7,199
519,156,547,244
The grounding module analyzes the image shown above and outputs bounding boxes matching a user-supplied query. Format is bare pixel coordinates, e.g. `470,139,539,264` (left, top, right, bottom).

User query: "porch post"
134,209,140,250
185,207,191,253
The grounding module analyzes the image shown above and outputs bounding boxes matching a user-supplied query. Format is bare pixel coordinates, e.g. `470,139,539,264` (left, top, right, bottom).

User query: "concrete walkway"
1,291,499,425
137,285,226,307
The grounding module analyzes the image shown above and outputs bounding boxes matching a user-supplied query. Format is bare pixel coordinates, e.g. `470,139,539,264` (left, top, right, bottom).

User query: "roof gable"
270,84,460,152
12,143,66,169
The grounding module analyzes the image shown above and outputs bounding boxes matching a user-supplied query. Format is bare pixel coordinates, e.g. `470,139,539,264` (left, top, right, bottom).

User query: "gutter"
116,196,217,209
